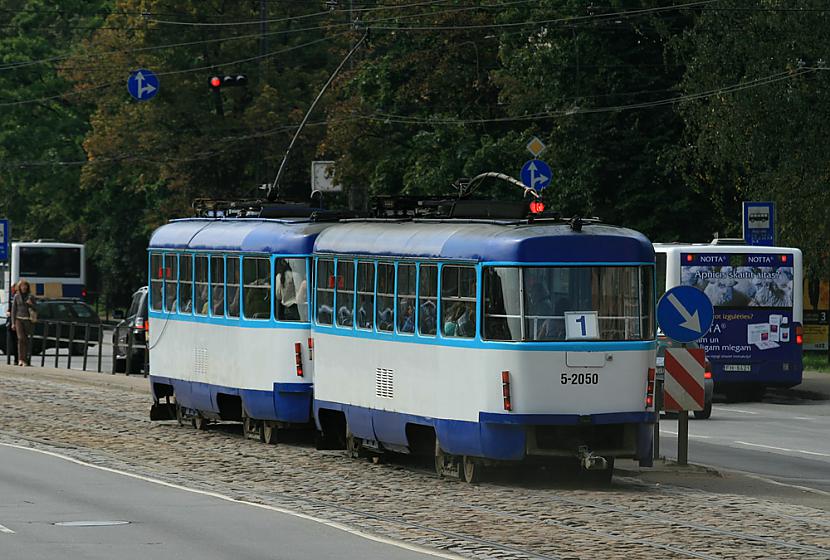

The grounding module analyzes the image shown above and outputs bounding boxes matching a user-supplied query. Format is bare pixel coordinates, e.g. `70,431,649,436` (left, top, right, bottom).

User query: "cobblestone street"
1,365,829,560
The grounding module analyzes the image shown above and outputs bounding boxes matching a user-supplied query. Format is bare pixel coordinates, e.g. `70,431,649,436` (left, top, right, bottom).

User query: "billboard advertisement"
803,277,829,351
681,253,795,363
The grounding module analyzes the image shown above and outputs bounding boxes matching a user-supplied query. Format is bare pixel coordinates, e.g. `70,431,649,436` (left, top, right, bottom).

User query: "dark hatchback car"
112,287,148,374
1,299,101,357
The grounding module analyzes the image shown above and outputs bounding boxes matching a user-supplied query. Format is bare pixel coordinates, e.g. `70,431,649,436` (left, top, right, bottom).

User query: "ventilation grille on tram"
375,368,394,399
194,348,208,377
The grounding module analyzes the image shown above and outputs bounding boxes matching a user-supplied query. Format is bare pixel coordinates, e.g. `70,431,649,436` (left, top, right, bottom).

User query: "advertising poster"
681,253,795,363
803,277,829,351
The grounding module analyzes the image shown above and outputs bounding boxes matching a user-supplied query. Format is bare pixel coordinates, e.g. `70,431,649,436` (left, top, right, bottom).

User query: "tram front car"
311,217,657,481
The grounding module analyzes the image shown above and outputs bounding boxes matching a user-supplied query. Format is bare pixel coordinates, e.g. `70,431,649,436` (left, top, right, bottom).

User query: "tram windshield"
483,266,654,342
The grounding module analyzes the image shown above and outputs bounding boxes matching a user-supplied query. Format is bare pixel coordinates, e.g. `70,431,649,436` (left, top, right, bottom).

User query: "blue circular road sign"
520,159,552,191
657,285,714,344
127,68,159,101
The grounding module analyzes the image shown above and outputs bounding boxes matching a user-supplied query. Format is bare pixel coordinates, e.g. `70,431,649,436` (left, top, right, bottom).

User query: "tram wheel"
175,402,185,427
260,422,278,445
346,434,364,459
434,440,458,478
461,456,480,484
192,415,208,431
243,416,259,440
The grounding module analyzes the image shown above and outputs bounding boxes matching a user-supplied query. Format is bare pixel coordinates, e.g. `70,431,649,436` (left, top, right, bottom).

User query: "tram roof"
313,221,654,263
148,218,330,254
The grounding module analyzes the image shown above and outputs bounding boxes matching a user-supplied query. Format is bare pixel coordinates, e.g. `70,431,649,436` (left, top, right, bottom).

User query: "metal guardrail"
4,319,103,372
3,319,148,377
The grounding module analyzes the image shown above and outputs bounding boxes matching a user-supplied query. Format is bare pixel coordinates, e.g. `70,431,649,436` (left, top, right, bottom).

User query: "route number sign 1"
565,311,598,340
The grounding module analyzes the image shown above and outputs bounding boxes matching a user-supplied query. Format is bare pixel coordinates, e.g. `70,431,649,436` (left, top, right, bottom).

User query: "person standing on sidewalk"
11,279,36,366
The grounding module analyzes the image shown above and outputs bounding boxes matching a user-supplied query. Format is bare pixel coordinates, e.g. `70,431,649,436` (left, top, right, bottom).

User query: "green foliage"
1,0,828,304
675,0,830,274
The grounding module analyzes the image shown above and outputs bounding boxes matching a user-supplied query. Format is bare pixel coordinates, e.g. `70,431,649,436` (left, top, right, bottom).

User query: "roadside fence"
4,319,149,377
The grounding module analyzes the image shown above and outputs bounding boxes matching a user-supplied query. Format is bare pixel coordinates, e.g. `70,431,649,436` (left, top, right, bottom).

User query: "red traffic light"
529,201,545,214
210,74,247,89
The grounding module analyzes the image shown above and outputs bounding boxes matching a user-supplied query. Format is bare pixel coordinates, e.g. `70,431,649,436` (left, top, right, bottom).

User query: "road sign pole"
653,378,662,460
677,411,689,466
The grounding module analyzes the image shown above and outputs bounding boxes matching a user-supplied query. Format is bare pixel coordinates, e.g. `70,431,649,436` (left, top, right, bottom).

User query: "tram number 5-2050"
561,372,599,385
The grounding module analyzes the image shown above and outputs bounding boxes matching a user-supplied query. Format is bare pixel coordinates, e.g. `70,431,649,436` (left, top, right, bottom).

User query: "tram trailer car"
147,218,328,440
311,219,658,482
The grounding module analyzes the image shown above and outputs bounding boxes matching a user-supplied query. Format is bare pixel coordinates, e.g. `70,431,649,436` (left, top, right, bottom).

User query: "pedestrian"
11,279,37,366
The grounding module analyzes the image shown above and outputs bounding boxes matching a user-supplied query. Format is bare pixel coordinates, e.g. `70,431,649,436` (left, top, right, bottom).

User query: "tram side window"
163,254,178,312
227,256,240,318
194,255,209,316
210,255,225,316
377,263,395,332
418,264,438,336
336,259,355,328
397,263,416,334
441,265,477,338
316,258,334,325
243,257,271,320
275,258,307,321
179,254,193,314
641,266,655,338
483,267,522,341
150,253,163,311
356,262,375,330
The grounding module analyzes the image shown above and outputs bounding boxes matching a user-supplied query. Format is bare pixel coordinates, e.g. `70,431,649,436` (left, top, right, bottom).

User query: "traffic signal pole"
267,31,368,202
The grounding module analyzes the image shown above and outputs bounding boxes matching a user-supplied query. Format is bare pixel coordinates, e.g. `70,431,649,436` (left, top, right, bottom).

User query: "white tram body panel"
311,221,657,464
313,334,652,421
150,319,310,391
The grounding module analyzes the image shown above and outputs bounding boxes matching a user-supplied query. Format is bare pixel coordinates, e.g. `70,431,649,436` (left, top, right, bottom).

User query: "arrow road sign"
520,159,552,191
657,285,714,344
127,68,159,101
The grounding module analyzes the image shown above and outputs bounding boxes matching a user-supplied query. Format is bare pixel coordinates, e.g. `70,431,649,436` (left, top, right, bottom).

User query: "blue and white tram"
311,219,657,481
147,218,328,440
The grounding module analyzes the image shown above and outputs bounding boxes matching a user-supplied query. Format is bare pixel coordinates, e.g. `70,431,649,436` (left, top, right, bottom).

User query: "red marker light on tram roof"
686,254,694,262
781,255,788,263
529,201,545,214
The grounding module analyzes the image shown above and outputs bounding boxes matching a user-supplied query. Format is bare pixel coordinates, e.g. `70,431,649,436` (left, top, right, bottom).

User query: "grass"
803,351,830,373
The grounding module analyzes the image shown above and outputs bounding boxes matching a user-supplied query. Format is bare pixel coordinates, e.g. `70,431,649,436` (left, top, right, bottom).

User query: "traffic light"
529,200,545,214
208,75,248,90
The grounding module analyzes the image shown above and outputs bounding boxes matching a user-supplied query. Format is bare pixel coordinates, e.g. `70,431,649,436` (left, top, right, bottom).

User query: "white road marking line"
793,417,814,421
0,443,460,559
720,408,759,415
659,430,711,440
0,524,14,534
733,441,830,458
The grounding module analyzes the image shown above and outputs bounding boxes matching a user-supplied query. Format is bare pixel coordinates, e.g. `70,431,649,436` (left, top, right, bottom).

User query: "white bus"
1,241,86,314
654,241,803,399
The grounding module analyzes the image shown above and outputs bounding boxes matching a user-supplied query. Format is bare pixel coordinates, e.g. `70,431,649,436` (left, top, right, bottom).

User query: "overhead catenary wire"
4,67,823,169
0,32,350,108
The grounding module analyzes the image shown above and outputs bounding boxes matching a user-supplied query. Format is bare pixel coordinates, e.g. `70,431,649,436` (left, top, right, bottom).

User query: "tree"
675,0,830,274
63,0,340,303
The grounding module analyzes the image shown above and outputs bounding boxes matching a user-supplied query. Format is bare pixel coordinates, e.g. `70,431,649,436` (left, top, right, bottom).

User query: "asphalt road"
658,374,830,493
0,444,444,560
